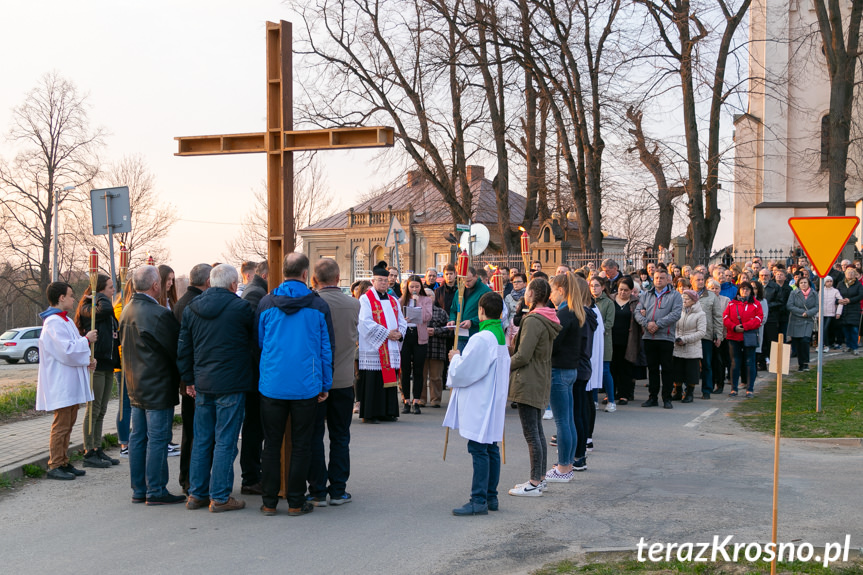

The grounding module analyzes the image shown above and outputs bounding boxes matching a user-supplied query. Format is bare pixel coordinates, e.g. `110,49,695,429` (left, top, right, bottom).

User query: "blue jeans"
467,440,500,505
189,392,246,503
129,407,174,499
549,368,577,466
843,325,859,351
602,361,615,404
730,341,757,393
115,372,132,444
700,339,714,396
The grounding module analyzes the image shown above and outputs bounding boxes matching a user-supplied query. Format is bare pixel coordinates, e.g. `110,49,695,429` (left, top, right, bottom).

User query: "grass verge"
731,358,863,438
534,558,863,574
0,384,37,421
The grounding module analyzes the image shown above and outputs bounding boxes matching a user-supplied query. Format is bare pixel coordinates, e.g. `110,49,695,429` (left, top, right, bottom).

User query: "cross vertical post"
267,20,293,292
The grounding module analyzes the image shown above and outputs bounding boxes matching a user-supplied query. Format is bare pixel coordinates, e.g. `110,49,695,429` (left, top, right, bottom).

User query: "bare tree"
812,0,863,215
0,72,104,307
633,0,750,259
70,155,178,274
626,106,686,249
225,155,333,263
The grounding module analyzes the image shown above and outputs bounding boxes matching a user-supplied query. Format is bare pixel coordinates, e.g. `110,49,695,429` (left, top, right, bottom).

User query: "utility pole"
52,185,75,281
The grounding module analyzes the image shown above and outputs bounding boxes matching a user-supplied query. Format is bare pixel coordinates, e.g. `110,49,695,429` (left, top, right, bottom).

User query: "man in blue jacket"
177,264,254,513
256,253,334,516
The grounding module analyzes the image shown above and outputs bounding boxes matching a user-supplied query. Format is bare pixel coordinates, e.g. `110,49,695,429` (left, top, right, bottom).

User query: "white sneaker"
543,409,553,420
509,481,542,497
540,479,547,491
605,402,616,413
545,467,573,483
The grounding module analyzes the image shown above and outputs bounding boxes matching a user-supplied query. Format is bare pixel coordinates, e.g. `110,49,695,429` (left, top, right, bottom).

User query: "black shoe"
46,467,76,480
663,401,673,409
670,385,683,401
573,457,587,471
60,463,86,476
452,501,488,516
146,493,187,505
641,397,658,407
96,448,120,466
487,498,499,511
701,394,710,400
241,482,263,495
402,403,411,415
412,403,421,415
681,395,693,404
511,402,518,409
83,451,111,468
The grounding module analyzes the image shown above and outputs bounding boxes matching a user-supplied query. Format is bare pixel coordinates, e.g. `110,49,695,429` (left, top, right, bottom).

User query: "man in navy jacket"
177,264,254,513
255,253,333,516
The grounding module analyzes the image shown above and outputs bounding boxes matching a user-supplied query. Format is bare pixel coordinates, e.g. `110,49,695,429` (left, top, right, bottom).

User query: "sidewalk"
0,399,120,479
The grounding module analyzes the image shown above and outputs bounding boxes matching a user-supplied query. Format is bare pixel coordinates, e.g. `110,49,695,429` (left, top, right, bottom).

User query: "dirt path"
0,364,37,392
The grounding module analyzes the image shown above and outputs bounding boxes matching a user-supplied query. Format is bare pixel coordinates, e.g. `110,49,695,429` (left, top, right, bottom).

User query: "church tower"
733,0,858,251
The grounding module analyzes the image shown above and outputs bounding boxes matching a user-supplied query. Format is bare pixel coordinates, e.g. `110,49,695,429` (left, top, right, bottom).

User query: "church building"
733,0,861,251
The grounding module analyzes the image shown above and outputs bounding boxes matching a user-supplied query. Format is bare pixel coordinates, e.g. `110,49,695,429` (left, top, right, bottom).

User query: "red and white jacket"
722,298,763,343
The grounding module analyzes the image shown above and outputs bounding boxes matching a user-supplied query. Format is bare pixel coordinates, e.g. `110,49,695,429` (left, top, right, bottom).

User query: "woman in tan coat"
507,278,561,497
672,290,706,402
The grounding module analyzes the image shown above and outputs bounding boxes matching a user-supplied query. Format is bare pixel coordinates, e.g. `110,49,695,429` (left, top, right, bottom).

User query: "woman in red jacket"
723,281,763,398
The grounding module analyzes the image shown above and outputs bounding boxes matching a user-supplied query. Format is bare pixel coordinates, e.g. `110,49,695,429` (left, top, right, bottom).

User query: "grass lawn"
732,358,863,438
533,558,863,574
0,384,37,422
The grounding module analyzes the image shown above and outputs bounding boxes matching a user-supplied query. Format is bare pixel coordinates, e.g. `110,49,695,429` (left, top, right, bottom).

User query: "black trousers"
572,379,590,459
644,339,675,401
308,387,354,499
240,390,263,486
399,327,427,402
673,356,700,389
611,343,634,400
260,394,317,509
178,392,195,492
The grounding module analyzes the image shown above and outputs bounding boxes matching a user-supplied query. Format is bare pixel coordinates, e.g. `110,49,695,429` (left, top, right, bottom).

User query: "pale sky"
0,1,393,277
0,1,732,277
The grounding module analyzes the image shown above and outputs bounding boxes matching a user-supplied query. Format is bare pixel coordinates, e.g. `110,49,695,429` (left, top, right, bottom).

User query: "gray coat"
635,286,683,343
786,288,818,339
696,289,724,342
317,287,360,389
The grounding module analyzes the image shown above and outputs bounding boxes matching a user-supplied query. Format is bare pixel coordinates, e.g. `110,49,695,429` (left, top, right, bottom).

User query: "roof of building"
302,176,527,231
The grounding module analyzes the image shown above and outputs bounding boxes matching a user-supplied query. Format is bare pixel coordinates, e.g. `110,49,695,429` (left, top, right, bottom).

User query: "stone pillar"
671,236,689,267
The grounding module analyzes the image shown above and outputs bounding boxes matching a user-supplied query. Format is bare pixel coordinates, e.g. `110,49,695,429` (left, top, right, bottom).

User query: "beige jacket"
673,302,706,359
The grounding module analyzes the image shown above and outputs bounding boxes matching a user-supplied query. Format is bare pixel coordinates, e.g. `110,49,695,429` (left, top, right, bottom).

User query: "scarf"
510,287,525,301
801,287,811,298
480,318,505,345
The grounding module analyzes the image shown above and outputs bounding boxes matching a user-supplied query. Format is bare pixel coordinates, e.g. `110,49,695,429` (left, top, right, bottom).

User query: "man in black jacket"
238,260,268,495
120,265,183,505
177,264,255,512
173,263,211,494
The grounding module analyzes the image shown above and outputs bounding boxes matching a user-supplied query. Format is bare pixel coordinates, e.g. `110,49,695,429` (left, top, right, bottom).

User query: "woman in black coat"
837,268,863,354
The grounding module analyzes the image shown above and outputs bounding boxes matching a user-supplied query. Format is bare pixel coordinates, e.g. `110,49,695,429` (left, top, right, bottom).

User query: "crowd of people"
32,249,863,517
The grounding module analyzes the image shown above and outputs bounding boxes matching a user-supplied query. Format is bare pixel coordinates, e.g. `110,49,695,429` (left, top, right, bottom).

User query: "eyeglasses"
512,280,525,285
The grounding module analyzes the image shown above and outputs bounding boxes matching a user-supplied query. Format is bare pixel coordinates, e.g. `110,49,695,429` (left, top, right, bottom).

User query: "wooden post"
117,245,128,422
443,250,469,461
88,249,98,436
771,334,785,575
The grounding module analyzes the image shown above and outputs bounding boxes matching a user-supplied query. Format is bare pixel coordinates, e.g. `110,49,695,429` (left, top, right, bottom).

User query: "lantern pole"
444,248,470,461
88,248,98,435
117,244,129,422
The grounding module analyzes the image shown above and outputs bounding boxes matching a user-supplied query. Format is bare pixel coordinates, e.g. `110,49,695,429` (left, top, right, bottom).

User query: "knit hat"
683,289,699,303
372,261,390,277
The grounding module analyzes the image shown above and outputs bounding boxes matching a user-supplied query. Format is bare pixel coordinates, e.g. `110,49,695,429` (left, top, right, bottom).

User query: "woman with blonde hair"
544,273,585,482
570,275,598,470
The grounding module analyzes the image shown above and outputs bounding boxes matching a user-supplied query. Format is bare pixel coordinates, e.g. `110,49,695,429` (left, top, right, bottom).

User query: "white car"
0,326,42,364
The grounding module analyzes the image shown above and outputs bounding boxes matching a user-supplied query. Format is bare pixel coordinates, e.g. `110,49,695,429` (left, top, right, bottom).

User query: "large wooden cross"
175,20,394,292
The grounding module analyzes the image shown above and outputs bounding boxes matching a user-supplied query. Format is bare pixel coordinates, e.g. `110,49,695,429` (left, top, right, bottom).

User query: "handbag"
736,305,758,347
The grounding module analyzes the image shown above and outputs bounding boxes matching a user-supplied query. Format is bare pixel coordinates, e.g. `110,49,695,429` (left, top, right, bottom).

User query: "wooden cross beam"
174,20,394,291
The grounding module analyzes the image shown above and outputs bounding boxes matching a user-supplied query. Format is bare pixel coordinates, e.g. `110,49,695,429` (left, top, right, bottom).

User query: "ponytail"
551,272,585,326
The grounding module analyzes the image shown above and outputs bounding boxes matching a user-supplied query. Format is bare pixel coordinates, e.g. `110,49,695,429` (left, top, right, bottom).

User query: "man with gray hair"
601,258,629,294
119,265,183,505
177,264,256,512
173,263,212,494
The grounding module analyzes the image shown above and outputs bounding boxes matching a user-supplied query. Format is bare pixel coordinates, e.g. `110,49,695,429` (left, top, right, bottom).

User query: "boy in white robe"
443,292,510,516
36,282,97,480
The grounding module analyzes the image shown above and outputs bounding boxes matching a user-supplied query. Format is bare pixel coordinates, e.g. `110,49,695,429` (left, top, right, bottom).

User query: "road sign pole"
817,275,825,413
103,191,117,289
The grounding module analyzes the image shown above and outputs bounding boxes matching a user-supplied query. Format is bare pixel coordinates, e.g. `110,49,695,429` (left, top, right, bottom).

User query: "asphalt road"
1,392,860,574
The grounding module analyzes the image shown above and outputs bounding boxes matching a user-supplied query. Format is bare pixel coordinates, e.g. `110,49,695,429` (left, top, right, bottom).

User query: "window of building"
353,246,366,281
821,114,830,171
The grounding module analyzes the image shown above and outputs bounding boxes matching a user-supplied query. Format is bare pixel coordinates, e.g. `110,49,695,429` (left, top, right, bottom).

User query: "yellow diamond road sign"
788,217,859,277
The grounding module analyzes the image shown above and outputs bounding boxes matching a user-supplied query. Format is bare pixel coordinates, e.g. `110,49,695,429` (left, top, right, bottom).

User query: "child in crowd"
443,293,511,515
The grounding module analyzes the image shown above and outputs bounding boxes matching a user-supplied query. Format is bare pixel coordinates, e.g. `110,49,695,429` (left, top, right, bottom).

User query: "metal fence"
471,247,807,273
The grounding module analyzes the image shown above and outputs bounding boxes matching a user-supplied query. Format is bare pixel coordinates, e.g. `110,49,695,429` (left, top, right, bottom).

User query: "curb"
0,439,90,480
